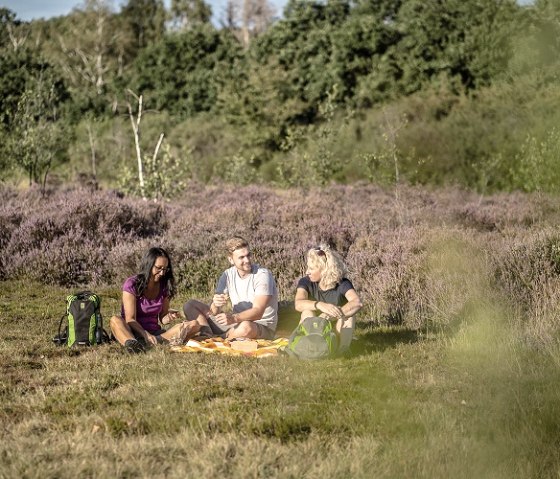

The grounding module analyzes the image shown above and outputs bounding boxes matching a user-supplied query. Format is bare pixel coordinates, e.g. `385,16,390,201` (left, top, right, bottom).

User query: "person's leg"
183,299,234,338
109,315,145,353
254,323,275,340
160,320,200,344
226,321,260,339
109,315,135,346
183,299,216,337
299,310,315,323
337,316,355,353
183,299,211,324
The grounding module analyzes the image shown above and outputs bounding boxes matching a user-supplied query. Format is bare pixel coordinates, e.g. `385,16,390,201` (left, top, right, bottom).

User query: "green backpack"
54,291,109,347
286,317,338,360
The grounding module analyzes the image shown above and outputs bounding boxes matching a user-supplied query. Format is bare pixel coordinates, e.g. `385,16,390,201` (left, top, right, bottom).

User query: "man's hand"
161,310,180,325
213,312,235,326
212,293,229,309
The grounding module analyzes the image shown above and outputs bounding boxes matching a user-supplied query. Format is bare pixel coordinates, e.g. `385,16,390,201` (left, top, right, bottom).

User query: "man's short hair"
226,236,249,255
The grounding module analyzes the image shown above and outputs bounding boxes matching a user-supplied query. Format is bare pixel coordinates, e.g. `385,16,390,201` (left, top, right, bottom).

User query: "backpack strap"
96,311,109,344
53,312,68,346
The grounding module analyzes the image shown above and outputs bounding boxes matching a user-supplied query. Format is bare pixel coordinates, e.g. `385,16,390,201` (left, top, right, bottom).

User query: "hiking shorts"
207,317,275,340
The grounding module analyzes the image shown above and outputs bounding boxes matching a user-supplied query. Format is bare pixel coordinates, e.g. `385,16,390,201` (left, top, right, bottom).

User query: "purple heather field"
2,182,560,339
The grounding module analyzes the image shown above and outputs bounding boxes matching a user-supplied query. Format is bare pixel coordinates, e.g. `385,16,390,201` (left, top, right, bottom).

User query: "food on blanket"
170,337,289,356
253,348,279,357
218,348,244,356
230,339,258,352
181,339,214,353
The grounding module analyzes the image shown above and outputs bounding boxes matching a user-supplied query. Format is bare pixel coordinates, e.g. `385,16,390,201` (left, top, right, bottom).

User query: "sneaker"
197,325,214,339
124,339,145,354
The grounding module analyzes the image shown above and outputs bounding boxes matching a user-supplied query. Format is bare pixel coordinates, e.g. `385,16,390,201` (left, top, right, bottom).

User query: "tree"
169,0,212,29
120,0,166,51
526,0,560,65
391,0,517,92
130,25,241,116
7,72,69,188
0,11,69,181
223,0,275,47
48,0,126,114
217,53,306,151
249,0,352,116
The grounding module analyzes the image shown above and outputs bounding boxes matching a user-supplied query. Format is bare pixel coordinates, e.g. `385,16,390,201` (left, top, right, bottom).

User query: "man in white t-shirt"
183,236,278,339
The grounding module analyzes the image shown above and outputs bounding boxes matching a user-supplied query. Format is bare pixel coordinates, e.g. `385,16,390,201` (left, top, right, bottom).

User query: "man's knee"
183,299,205,318
230,321,256,338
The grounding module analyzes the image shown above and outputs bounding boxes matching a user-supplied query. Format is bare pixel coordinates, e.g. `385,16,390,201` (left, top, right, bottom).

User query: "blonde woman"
294,245,363,352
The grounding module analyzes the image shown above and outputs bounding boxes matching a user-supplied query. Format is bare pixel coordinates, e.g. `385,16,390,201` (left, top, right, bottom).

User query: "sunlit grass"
2,280,560,478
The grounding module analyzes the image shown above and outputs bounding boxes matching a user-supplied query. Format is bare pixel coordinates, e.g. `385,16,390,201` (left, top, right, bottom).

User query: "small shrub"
510,129,560,193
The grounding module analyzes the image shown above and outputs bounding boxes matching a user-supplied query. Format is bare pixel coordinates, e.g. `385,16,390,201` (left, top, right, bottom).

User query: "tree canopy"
2,0,559,193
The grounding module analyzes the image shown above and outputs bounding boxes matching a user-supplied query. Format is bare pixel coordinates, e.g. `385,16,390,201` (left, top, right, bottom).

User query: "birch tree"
55,0,123,110
223,0,275,47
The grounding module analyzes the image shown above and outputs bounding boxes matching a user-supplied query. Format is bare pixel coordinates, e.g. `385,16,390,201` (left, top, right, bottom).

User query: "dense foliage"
3,0,560,192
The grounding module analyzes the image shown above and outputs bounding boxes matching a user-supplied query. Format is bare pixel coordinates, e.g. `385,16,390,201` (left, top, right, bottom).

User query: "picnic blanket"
170,337,289,358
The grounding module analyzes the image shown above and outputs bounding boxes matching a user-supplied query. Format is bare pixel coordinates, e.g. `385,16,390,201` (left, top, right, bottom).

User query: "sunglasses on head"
313,247,326,257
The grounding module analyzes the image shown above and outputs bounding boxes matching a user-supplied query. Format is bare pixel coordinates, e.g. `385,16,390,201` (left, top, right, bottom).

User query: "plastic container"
230,339,258,352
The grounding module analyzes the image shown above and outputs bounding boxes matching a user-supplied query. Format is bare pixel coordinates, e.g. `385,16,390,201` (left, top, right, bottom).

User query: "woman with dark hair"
294,244,363,353
110,247,199,353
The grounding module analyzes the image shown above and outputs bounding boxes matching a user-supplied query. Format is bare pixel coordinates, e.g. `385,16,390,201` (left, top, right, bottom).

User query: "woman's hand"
317,301,344,319
144,332,158,346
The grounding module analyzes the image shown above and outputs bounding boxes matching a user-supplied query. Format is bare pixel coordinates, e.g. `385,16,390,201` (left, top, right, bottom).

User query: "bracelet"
314,301,319,310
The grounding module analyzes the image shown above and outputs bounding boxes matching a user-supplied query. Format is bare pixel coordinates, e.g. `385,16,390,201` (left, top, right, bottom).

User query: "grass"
2,280,560,478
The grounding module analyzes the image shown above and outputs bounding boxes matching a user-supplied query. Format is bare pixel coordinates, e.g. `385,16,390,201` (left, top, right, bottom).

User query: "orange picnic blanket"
170,337,289,358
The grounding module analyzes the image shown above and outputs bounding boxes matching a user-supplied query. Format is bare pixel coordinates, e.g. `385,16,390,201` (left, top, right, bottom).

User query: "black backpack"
286,317,339,360
54,291,109,347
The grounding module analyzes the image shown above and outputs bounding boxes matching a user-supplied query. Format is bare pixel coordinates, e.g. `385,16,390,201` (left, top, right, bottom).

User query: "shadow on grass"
273,302,300,336
351,323,422,355
276,303,422,357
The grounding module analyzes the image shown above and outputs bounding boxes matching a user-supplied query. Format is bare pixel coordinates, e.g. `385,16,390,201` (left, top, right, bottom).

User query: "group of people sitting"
109,236,363,354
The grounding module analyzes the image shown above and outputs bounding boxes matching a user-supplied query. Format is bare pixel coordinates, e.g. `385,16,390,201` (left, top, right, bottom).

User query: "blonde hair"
225,236,249,255
307,244,348,290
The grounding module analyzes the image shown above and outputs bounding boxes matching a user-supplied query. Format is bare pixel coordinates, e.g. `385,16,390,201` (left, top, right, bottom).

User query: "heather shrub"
454,192,541,232
12,235,109,285
3,189,167,285
103,239,155,287
492,230,560,348
347,228,428,328
420,230,494,330
2,182,560,344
